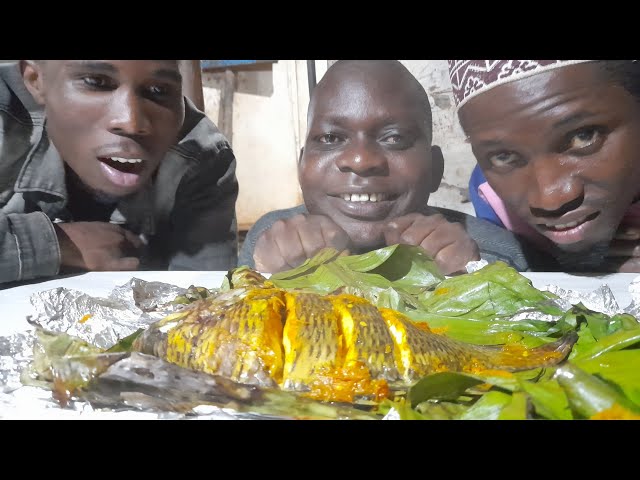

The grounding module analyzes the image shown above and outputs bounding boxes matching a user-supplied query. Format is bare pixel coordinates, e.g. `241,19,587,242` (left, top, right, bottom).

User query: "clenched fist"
55,222,143,272
384,212,480,275
253,214,350,273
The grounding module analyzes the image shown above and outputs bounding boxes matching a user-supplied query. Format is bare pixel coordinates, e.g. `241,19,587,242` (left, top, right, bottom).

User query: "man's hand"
384,213,480,275
55,222,143,272
253,214,350,273
604,225,640,272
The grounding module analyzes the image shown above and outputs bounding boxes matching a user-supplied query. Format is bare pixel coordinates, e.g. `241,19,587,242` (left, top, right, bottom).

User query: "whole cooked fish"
133,281,576,404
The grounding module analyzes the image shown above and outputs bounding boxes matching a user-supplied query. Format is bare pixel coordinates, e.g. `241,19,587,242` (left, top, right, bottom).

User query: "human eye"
488,151,520,168
318,133,343,144
379,129,416,149
147,83,181,98
566,127,604,153
149,85,167,96
81,75,115,90
381,133,406,147
383,133,402,143
141,82,180,103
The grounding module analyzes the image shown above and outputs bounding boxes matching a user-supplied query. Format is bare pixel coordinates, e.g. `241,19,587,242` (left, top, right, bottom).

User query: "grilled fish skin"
133,285,576,404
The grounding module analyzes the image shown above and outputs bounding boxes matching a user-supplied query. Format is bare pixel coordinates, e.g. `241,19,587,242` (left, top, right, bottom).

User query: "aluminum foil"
27,278,189,349
624,275,640,318
541,284,621,316
0,278,372,420
509,283,623,324
2,273,640,420
0,278,240,419
466,260,489,273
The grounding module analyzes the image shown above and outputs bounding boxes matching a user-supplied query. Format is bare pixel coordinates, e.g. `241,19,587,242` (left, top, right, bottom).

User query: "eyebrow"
150,67,183,84
65,61,182,83
472,137,507,148
67,61,118,74
552,111,598,130
470,111,601,148
315,114,415,129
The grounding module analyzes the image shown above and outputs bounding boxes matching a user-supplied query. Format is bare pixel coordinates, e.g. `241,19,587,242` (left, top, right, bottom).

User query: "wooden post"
180,60,205,112
218,69,236,145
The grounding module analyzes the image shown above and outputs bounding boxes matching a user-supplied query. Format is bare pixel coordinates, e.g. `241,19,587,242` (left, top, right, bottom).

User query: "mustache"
92,142,148,158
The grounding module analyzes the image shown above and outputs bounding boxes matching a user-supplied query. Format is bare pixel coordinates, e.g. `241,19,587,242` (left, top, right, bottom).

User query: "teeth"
110,157,143,164
340,193,387,203
545,218,584,230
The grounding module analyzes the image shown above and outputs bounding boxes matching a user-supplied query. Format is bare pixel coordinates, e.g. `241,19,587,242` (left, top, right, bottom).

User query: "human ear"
297,147,305,184
21,60,46,105
429,145,444,193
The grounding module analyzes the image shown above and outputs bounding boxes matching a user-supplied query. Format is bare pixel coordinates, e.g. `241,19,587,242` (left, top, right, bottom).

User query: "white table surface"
1,270,639,337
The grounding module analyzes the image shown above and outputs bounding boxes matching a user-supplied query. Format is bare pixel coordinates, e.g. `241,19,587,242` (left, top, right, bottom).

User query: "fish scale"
282,292,342,390
331,295,401,382
132,283,577,404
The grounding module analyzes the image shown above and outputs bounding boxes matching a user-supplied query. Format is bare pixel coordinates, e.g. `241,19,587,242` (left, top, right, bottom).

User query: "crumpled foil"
624,275,640,318
541,284,621,316
466,260,489,273
508,284,624,324
2,274,640,420
28,278,189,349
0,278,260,420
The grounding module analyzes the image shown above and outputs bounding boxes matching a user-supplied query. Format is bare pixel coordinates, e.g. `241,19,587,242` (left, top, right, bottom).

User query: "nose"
107,88,152,137
335,138,388,176
528,154,584,217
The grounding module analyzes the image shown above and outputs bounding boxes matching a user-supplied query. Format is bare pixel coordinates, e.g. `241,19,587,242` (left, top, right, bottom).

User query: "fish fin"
491,331,578,372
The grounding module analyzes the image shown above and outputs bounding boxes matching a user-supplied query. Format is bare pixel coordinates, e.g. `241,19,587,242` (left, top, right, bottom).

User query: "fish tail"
486,331,578,372
379,308,577,379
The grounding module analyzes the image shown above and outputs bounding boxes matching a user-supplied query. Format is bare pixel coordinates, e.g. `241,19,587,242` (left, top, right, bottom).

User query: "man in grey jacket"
0,60,239,285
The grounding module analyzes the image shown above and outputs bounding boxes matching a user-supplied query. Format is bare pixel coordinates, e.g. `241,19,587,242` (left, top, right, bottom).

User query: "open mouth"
98,156,146,188
98,157,145,175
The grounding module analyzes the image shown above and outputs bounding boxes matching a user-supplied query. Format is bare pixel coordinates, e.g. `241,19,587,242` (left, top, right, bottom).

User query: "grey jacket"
0,62,239,284
238,205,559,272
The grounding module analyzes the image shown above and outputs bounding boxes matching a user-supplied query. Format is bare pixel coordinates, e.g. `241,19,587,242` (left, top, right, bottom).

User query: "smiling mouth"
337,193,397,203
538,211,600,232
98,156,145,175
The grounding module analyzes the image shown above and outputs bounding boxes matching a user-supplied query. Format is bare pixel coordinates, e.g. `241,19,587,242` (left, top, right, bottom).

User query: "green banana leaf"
406,312,561,347
573,350,640,408
570,323,640,362
336,244,444,294
519,379,573,420
497,391,529,420
458,391,513,420
407,372,484,407
417,262,561,318
554,363,640,419
270,245,443,302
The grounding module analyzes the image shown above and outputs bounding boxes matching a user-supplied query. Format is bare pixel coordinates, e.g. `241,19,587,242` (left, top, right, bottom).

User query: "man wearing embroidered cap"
449,60,640,272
